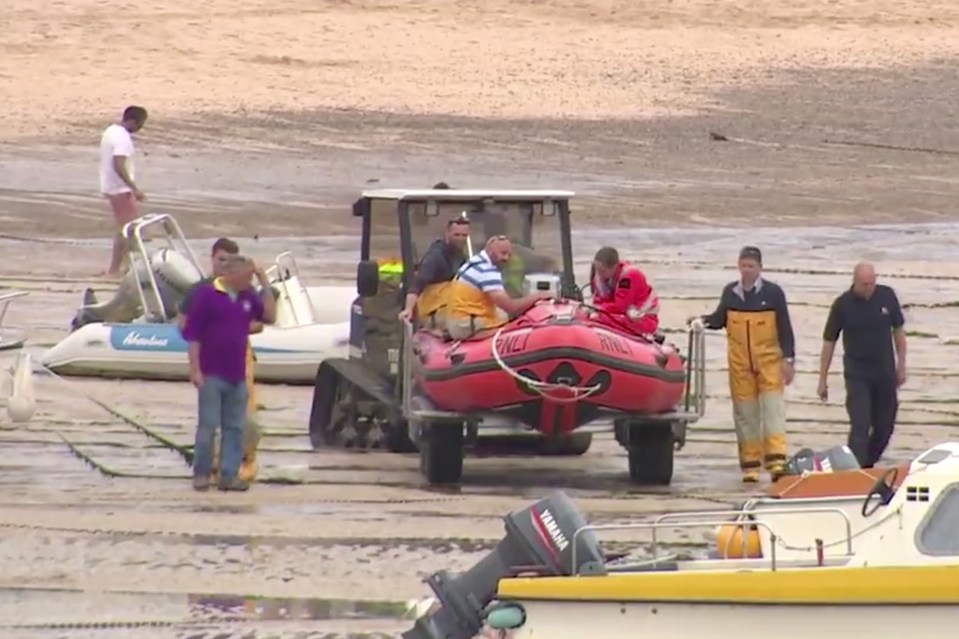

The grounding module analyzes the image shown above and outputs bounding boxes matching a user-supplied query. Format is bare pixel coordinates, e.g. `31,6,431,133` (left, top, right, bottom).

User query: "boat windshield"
917,482,959,555
406,200,565,298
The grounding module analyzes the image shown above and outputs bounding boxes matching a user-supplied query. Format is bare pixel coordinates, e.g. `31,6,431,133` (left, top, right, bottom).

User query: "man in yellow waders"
691,246,796,483
178,239,276,484
398,218,470,329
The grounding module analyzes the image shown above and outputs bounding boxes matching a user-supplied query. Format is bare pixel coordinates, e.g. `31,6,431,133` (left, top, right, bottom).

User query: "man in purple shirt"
181,255,265,491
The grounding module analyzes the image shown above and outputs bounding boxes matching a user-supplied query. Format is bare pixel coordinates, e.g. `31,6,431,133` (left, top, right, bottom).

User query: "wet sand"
3,0,959,634
4,226,959,636
2,1,959,237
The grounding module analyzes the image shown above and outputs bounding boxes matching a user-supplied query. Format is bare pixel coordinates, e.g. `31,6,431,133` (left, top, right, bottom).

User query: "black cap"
739,245,762,264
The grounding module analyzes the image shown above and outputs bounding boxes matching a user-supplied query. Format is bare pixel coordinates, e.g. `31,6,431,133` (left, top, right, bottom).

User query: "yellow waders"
726,310,788,481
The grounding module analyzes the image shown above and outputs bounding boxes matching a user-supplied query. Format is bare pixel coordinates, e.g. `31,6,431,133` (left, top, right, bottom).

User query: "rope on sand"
0,620,183,630
41,367,483,496
823,138,959,157
0,233,103,246
86,396,194,465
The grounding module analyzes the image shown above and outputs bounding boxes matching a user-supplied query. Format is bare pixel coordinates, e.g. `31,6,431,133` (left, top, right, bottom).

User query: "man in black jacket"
817,262,907,468
398,217,470,327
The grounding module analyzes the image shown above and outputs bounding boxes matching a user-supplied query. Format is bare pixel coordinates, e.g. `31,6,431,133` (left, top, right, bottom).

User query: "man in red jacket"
589,246,660,334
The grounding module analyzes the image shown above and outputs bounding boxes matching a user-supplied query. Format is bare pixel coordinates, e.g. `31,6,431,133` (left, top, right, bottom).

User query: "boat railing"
402,318,414,417
267,250,316,326
0,291,29,351
650,323,706,423
122,214,204,321
401,319,448,420
572,506,854,574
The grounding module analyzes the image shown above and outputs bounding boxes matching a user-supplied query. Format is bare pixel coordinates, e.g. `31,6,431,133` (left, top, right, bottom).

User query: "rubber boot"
759,391,788,481
733,398,763,483
238,413,262,483
210,430,221,483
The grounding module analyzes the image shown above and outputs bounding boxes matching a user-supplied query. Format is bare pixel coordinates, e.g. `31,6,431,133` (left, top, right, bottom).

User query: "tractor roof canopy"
353,188,579,298
357,188,576,203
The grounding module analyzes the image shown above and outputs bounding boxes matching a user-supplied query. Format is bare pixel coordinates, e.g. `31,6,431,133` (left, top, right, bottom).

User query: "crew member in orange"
590,246,660,334
691,246,796,483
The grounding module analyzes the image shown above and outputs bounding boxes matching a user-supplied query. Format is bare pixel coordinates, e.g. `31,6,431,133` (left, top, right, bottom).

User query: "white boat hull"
42,286,355,384
510,601,959,638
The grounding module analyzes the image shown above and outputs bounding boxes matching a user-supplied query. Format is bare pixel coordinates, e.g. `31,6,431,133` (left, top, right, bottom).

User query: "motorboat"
41,214,352,384
403,442,959,639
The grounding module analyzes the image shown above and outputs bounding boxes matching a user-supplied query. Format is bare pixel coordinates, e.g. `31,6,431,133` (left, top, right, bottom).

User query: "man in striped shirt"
446,236,554,340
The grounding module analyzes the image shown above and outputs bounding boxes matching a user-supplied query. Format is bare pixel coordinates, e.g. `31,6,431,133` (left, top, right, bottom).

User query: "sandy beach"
2,0,959,635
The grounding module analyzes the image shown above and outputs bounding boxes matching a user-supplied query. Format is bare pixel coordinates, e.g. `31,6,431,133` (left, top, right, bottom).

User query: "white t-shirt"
99,123,136,195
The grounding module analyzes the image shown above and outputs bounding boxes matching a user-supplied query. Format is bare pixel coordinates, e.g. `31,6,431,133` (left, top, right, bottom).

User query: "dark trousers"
844,376,898,468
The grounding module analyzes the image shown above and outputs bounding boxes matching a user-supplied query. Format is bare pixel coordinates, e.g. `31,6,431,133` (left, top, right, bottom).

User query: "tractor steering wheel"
861,467,899,518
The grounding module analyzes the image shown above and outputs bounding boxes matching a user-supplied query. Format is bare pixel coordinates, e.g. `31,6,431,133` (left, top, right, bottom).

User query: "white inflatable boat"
42,214,353,384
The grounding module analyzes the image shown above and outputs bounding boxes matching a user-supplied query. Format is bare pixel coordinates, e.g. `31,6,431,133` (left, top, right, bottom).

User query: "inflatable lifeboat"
411,300,686,433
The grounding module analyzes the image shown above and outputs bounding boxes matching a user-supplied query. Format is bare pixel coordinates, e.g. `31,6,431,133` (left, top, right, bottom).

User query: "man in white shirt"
100,106,148,277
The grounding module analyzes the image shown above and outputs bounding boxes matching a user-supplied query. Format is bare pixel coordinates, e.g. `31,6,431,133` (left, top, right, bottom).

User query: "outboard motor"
403,491,604,639
783,445,861,476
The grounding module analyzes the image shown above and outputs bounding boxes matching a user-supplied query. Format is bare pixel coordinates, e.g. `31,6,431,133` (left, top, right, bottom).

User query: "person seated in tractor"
446,236,554,340
397,217,470,329
589,246,660,335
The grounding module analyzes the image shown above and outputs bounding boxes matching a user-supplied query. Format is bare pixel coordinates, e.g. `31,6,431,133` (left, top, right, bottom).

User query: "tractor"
308,188,706,484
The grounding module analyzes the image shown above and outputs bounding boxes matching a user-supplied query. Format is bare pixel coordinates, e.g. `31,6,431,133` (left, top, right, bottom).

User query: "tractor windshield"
406,199,565,297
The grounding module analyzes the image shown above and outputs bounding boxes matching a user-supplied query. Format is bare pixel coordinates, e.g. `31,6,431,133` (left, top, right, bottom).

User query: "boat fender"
7,352,36,423
484,602,526,630
714,521,763,559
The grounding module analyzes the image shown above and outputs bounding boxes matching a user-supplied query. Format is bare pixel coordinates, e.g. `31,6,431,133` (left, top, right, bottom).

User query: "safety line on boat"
775,507,901,554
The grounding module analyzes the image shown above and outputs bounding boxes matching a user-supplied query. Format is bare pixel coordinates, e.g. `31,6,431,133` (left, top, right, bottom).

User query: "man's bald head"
485,235,512,267
852,261,877,299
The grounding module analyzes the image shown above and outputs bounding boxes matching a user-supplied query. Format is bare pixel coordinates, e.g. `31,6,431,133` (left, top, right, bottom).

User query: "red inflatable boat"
411,300,686,434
